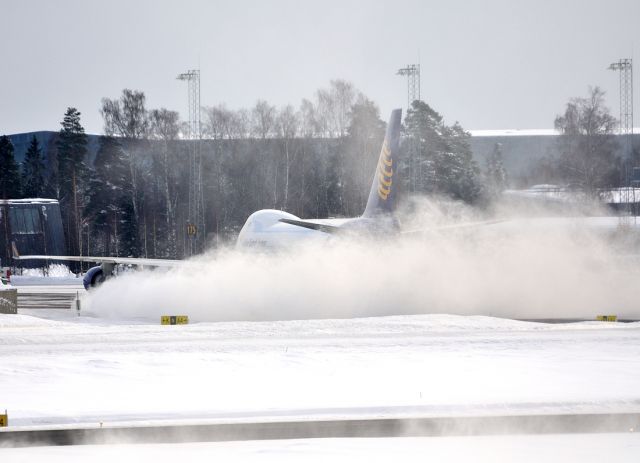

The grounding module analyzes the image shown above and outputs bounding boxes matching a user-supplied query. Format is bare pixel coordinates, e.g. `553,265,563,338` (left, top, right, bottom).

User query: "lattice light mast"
397,64,421,109
177,69,204,255
608,59,636,220
608,59,634,151
177,70,201,139
397,64,421,193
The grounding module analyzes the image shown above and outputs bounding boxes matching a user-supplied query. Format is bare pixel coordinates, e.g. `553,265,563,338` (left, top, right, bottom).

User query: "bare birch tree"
100,89,150,255
251,100,276,139
149,108,180,257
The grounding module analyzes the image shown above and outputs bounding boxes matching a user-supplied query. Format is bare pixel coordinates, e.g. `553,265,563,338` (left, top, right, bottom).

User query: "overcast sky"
1,0,639,135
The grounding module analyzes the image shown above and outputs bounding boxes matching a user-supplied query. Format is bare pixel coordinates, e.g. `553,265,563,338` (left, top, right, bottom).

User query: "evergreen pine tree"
56,108,88,258
118,198,140,257
403,101,482,203
85,136,138,256
402,101,445,194
440,122,483,202
22,135,47,197
0,135,21,199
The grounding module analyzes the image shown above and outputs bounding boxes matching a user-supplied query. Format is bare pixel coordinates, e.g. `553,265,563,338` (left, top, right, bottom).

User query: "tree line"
0,82,627,260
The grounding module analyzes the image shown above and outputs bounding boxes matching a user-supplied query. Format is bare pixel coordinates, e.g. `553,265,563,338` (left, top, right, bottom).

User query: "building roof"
0,198,59,205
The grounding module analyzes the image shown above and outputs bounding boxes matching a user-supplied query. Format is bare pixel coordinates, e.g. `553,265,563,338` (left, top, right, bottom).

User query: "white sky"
1,0,639,134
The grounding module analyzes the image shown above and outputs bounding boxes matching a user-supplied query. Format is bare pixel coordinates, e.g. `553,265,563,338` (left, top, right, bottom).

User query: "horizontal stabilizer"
278,218,341,234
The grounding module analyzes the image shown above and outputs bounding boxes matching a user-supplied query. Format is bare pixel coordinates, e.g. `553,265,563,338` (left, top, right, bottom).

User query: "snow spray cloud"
84,198,640,322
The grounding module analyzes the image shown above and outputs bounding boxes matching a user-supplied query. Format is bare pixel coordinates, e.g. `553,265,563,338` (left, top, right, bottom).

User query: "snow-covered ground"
1,310,638,428
3,434,640,463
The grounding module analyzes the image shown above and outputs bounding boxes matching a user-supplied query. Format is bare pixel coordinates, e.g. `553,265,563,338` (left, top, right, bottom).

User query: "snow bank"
19,264,73,278
0,313,62,328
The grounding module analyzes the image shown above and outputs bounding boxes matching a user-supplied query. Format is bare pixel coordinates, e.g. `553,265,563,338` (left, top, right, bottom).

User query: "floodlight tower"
177,69,204,255
397,64,421,193
177,70,201,139
608,59,634,144
608,59,635,221
397,64,421,109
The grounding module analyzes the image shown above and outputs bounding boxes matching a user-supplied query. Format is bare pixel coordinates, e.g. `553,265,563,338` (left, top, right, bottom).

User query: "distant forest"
0,81,635,259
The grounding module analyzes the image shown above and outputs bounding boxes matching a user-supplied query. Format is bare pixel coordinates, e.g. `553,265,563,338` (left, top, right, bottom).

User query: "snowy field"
2,292,640,461
1,309,639,428
3,434,640,463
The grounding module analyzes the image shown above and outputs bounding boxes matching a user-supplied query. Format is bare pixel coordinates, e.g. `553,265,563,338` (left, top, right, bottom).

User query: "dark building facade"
469,132,640,188
0,199,65,268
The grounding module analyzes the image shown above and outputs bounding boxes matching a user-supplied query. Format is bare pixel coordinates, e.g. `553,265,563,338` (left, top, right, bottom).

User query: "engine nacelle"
83,265,106,290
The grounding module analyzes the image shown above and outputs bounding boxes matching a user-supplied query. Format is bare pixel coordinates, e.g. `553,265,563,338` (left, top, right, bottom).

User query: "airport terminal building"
0,199,65,268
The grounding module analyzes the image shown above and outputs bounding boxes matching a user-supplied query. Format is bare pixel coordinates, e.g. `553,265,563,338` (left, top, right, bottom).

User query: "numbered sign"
0,411,7,427
161,315,189,325
186,223,197,236
596,315,617,322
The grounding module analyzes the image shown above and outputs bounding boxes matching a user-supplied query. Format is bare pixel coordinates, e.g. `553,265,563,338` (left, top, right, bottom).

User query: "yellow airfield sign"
596,315,617,322
0,411,7,427
161,315,189,325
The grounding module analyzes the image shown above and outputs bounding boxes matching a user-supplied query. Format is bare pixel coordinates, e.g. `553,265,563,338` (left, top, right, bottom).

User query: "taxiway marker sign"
161,315,189,325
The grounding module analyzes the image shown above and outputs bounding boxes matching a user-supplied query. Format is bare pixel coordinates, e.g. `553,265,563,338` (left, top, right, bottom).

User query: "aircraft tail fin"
362,109,402,218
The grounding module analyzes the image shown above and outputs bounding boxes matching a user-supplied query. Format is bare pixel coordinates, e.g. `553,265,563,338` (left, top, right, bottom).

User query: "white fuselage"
236,209,354,249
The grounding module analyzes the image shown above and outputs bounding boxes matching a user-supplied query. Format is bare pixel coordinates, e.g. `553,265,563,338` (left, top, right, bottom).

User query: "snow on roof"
470,128,640,137
469,129,560,137
0,198,59,205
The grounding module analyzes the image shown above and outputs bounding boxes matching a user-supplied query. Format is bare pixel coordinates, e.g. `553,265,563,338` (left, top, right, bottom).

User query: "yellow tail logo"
377,140,393,200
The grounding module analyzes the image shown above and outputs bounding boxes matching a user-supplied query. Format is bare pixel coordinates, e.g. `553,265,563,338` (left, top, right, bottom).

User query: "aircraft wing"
12,254,179,267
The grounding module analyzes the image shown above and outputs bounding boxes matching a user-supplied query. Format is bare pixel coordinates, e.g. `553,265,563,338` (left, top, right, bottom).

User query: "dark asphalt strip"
1,413,638,448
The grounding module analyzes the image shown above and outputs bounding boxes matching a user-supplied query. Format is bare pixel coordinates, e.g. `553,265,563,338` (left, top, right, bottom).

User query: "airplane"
236,108,403,247
13,109,404,289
